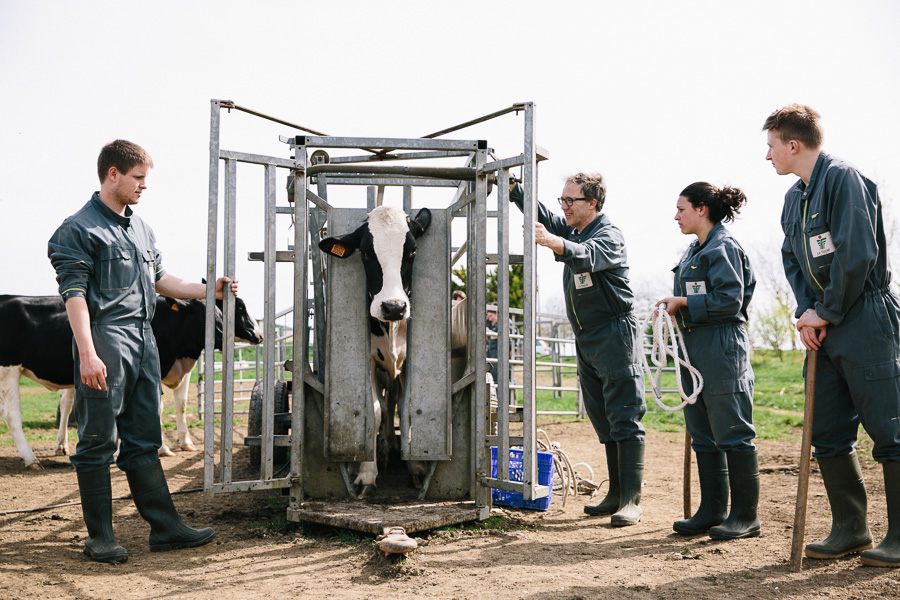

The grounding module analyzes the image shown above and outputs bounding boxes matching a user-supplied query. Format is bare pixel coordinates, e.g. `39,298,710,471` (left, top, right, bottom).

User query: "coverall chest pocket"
98,245,134,291
803,214,834,271
141,251,157,283
572,271,599,296
681,265,709,296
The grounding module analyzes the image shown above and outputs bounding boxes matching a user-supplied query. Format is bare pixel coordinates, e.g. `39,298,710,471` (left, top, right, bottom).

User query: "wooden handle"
790,349,817,572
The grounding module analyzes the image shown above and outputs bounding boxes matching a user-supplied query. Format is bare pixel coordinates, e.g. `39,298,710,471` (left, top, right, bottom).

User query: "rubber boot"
804,452,873,558
584,442,620,516
861,461,900,567
125,460,215,552
674,451,728,535
709,450,761,540
77,466,128,563
611,440,644,526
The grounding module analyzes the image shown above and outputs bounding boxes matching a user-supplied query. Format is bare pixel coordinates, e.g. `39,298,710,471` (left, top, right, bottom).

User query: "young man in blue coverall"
511,173,647,526
49,140,237,563
765,104,900,567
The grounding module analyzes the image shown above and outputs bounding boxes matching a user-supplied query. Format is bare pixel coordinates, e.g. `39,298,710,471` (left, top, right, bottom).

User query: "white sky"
1,0,898,322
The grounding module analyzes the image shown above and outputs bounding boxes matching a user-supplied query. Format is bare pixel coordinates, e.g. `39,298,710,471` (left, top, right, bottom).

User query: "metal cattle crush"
202,100,550,533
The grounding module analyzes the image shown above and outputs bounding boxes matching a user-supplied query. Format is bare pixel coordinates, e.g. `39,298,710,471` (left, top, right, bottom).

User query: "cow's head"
319,206,431,322
160,296,224,350
215,296,264,345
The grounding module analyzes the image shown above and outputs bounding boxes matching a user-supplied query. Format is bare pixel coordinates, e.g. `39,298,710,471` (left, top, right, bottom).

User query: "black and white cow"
0,294,263,469
318,205,431,498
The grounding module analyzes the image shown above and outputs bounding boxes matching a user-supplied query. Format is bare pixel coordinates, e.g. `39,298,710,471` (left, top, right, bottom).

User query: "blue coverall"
512,185,646,443
781,152,900,462
672,222,757,453
48,193,166,472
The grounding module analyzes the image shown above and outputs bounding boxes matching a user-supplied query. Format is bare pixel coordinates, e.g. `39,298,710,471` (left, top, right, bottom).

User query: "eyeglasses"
557,197,589,208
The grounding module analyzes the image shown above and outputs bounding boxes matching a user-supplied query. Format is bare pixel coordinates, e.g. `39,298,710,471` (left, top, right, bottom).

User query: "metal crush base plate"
288,500,486,535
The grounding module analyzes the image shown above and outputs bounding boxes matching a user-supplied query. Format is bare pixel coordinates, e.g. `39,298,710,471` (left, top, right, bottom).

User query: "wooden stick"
683,431,692,519
790,349,818,572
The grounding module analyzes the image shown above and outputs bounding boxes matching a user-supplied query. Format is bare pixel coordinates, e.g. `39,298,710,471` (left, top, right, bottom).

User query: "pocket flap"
705,379,752,396
864,359,900,381
99,245,130,260
609,364,642,381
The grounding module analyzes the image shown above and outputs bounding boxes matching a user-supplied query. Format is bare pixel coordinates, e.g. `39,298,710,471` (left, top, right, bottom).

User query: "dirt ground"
2,413,899,600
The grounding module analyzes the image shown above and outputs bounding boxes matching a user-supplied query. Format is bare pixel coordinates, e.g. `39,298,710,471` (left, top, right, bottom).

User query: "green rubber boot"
805,452,873,559
584,442,620,517
125,460,215,552
674,451,728,536
611,440,644,527
77,466,128,563
861,461,900,567
709,450,761,540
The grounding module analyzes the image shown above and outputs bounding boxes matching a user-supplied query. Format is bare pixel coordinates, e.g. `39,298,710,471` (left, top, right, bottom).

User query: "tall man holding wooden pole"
764,104,900,568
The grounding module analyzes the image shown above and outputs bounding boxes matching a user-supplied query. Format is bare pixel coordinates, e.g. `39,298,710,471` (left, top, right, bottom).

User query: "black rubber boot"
674,451,728,535
805,452,873,559
611,440,644,526
584,442,620,516
861,461,900,567
125,460,215,552
77,466,128,563
709,450,761,540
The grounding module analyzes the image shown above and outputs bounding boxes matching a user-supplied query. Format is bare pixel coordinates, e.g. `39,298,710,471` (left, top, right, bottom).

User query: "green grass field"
0,349,850,448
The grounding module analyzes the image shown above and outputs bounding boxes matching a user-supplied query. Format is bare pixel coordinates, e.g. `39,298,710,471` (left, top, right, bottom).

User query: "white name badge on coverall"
574,272,593,289
685,281,707,295
809,232,835,258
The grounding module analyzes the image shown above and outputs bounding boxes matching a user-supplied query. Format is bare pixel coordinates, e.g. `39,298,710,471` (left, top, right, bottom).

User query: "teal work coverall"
672,222,756,453
48,193,166,472
781,152,900,462
512,185,646,442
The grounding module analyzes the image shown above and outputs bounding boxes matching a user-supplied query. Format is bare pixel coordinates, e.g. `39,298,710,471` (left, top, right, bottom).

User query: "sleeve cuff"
816,303,842,326
60,288,86,301
686,294,708,323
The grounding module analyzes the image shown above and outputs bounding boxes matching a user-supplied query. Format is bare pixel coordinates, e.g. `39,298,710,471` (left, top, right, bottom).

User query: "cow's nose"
381,300,407,321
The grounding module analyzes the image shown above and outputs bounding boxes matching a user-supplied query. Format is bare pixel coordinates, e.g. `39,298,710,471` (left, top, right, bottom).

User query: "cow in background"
319,205,431,498
0,294,262,469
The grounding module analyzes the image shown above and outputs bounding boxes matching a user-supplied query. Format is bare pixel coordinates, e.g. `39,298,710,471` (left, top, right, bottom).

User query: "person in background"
510,172,646,526
656,182,759,540
764,104,900,567
48,140,235,563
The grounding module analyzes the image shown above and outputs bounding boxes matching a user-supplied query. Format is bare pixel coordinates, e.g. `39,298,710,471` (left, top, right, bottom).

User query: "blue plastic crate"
490,446,555,511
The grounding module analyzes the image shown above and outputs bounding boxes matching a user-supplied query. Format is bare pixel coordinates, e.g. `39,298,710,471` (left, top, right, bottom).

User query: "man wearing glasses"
511,173,646,526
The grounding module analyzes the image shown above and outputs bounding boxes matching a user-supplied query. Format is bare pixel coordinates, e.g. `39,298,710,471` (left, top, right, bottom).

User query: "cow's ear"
318,224,365,259
409,207,431,239
163,296,180,311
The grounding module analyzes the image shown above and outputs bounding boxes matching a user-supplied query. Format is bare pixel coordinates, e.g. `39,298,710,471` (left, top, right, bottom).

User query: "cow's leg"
355,364,382,499
157,395,175,457
55,388,75,456
168,375,196,452
0,366,41,470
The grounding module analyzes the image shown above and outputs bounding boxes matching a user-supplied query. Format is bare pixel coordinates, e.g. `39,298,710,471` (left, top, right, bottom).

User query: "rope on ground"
639,303,704,411
536,429,607,508
0,487,203,516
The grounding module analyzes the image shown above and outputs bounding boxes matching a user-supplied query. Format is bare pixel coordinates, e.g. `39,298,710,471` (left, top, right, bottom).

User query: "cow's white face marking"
367,206,411,321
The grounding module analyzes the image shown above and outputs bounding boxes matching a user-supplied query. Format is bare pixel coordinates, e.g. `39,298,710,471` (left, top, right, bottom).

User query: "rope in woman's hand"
639,303,704,411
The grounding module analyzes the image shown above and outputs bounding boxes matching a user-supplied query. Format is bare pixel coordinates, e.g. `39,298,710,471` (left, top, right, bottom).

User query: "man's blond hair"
762,104,823,150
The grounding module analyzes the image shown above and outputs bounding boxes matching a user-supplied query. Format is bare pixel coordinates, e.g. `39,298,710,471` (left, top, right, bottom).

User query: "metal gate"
201,100,550,531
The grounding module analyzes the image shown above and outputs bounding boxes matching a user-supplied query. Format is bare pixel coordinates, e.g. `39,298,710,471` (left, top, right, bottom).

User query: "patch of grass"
430,514,533,539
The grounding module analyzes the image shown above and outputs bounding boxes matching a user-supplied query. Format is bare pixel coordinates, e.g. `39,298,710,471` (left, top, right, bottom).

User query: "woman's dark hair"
679,182,747,224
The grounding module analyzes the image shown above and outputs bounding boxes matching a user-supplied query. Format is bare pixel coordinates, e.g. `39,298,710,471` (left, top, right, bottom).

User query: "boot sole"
805,542,874,559
673,523,721,536
150,530,216,552
860,554,900,568
584,506,618,517
709,527,761,541
83,547,128,563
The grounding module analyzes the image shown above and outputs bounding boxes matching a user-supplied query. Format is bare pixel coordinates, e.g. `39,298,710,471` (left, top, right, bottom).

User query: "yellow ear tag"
332,244,346,257
171,303,179,311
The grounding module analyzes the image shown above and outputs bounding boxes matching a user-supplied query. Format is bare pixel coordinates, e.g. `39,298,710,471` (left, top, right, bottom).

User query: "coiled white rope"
639,303,704,411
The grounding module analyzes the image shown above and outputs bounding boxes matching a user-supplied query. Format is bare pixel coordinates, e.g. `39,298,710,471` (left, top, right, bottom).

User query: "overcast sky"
1,0,898,322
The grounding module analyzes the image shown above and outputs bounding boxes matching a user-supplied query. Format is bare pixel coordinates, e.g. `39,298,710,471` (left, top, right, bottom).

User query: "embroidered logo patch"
685,281,707,295
809,232,835,258
574,272,593,289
